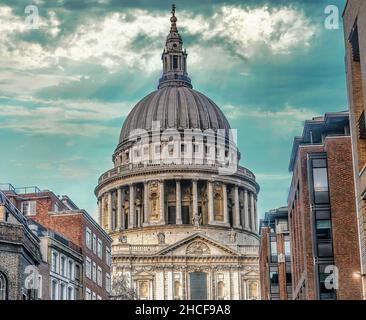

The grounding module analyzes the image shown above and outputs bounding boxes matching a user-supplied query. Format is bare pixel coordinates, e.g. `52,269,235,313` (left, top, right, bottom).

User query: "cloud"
223,104,320,136
0,4,316,72
0,98,130,136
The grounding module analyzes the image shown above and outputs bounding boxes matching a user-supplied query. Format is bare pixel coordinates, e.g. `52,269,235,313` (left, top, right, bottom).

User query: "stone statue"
192,213,202,228
157,232,165,245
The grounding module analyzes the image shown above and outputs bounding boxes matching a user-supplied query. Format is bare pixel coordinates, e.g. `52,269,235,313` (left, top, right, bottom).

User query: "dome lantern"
158,4,192,89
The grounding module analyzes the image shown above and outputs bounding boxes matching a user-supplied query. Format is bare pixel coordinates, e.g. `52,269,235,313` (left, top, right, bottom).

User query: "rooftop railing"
98,163,256,184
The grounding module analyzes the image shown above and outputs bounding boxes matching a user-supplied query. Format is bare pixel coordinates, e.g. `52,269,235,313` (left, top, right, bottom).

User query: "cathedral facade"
95,5,260,300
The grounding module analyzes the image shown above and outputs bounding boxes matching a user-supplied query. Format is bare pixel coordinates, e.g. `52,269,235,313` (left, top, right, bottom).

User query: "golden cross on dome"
171,4,176,16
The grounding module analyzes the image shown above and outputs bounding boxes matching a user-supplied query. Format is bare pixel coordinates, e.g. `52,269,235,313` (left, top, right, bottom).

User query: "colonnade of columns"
98,179,258,234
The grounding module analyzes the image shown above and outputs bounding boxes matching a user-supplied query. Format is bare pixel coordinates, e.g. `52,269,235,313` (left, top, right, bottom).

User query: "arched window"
0,272,7,300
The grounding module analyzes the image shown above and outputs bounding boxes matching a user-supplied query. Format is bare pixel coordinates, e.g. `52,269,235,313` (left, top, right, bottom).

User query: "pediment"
157,233,240,257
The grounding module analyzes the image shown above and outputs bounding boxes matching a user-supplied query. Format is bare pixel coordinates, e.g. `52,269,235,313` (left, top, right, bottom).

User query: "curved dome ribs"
118,87,232,146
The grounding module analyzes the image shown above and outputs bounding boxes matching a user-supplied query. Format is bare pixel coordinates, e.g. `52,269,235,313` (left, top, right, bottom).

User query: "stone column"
108,191,113,231
192,180,199,225
143,182,149,226
222,184,229,225
244,190,250,230
129,184,135,228
121,188,126,230
233,185,241,228
98,197,102,225
254,196,258,233
176,180,182,224
159,180,165,224
117,188,122,230
207,180,214,224
250,192,256,232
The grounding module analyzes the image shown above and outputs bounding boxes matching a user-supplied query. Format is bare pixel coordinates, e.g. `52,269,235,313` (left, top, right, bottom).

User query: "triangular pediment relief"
243,270,259,277
133,270,155,277
157,233,240,257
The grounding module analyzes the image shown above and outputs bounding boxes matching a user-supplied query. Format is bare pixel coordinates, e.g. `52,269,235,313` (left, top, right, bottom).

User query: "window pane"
316,220,332,240
313,168,328,191
317,241,333,257
316,210,331,220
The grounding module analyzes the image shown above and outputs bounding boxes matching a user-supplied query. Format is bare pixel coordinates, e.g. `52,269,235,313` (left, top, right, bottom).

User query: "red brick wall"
259,227,270,300
288,137,363,300
325,137,363,300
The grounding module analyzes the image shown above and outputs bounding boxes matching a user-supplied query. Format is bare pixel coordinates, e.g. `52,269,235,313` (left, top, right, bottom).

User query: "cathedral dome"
119,86,231,144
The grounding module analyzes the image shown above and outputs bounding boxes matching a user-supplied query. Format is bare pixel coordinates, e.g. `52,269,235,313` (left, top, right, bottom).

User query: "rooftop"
289,111,350,172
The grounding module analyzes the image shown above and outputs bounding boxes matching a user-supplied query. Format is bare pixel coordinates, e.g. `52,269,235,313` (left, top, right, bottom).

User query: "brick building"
343,0,366,299
259,207,292,300
0,190,42,300
288,112,362,300
28,220,83,300
2,184,112,300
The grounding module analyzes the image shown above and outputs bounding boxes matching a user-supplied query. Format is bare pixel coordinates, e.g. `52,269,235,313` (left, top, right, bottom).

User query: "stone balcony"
112,243,259,256
98,162,256,185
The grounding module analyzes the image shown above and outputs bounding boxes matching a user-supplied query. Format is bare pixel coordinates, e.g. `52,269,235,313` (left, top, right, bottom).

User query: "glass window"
86,228,92,249
21,201,36,216
51,280,58,300
313,166,329,204
68,286,74,300
270,237,277,262
86,257,91,279
106,247,111,267
316,220,332,240
97,267,102,287
75,264,81,282
284,240,291,256
60,283,66,300
51,251,58,273
68,260,73,280
97,239,103,259
317,241,333,257
270,267,279,285
92,262,97,282
85,288,91,300
316,210,331,220
60,256,66,277
93,234,97,254
106,273,111,293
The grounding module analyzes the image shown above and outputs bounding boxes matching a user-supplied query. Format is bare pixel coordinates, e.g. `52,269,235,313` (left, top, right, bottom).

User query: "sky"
0,0,347,220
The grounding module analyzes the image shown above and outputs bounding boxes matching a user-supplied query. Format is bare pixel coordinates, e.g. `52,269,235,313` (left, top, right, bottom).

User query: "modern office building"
343,0,366,299
259,207,292,300
288,112,362,300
